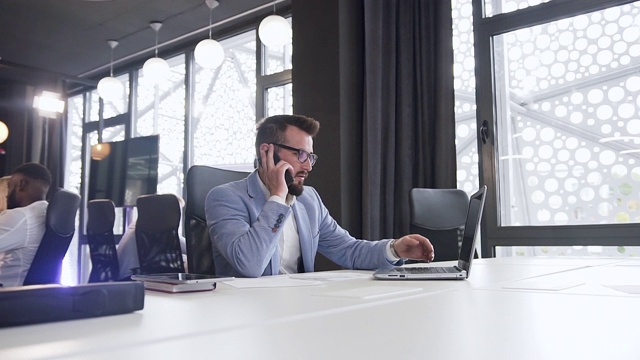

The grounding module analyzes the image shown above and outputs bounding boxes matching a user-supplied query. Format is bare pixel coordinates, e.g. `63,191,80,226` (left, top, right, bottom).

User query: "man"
0,163,52,287
206,114,434,278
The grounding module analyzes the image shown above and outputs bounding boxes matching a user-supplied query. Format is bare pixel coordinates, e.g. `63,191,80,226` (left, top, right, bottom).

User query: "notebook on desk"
373,185,487,280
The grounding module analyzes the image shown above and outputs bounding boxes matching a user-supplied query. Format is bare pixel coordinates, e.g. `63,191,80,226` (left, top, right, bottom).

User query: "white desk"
1,257,639,359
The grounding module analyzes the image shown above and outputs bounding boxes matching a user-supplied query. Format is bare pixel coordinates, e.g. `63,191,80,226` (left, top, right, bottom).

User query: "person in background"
206,114,435,278
0,176,11,212
0,163,52,287
117,194,187,279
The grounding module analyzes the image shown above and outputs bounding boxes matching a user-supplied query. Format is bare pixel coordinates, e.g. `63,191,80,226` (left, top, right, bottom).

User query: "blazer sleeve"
205,183,292,277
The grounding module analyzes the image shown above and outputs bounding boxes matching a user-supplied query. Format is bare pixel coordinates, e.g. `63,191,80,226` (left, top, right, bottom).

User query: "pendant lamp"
97,40,124,101
258,2,291,48
194,0,225,69
0,121,9,144
142,22,171,84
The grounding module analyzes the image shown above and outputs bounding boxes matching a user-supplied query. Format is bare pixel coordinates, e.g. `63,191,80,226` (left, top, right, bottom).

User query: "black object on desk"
0,281,144,328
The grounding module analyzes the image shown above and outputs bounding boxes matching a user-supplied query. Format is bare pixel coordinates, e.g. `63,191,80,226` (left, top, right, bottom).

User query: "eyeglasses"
272,143,318,166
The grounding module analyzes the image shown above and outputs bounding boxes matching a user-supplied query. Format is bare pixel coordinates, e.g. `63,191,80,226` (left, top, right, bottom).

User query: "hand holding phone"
273,151,295,186
257,144,294,190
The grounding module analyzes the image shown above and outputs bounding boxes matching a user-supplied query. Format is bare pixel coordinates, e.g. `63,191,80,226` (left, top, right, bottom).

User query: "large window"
136,54,186,197
192,31,257,168
472,0,640,256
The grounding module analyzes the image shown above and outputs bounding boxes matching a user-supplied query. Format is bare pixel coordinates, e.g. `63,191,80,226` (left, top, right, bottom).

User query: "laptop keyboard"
408,266,459,274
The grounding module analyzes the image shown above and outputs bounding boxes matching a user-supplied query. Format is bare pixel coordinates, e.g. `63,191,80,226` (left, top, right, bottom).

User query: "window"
135,54,186,196
472,0,640,256
192,30,257,168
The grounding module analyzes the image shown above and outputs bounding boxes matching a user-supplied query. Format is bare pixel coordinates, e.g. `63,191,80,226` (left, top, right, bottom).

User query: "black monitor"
88,135,159,207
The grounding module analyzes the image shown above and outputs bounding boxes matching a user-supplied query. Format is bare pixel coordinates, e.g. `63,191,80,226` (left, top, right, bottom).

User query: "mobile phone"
272,152,295,185
131,273,234,284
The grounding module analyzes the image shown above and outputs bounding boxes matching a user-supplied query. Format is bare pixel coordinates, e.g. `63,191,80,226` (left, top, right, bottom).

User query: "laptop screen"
457,186,487,274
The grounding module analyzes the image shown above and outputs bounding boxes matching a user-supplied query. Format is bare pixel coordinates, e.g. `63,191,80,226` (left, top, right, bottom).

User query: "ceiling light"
33,91,65,118
0,121,9,144
97,40,124,101
258,2,291,48
194,0,225,69
142,22,170,85
91,143,111,161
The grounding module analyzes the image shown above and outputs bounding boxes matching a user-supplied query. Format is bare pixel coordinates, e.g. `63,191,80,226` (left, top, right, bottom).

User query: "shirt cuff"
385,239,401,263
269,195,286,205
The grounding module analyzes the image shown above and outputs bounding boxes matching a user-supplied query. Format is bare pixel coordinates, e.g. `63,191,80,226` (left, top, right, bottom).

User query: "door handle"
480,120,489,144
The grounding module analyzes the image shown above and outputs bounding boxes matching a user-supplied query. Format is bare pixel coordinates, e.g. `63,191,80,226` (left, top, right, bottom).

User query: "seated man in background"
0,163,52,287
206,114,435,278
117,194,187,279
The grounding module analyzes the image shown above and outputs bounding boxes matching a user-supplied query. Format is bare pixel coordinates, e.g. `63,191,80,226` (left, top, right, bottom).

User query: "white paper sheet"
313,286,422,299
223,277,323,289
288,272,371,281
602,284,640,294
502,279,585,291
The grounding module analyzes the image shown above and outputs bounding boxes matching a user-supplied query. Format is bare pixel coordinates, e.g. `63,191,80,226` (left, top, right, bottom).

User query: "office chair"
184,165,249,274
409,188,469,262
135,194,185,274
23,188,81,285
87,199,120,282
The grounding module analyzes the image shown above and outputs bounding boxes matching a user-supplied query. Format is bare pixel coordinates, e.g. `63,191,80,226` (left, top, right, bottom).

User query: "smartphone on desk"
131,273,234,285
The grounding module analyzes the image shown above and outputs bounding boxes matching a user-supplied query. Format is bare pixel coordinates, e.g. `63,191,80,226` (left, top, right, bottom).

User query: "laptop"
373,185,487,280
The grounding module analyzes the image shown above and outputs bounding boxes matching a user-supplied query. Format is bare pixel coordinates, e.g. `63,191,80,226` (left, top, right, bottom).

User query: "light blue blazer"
205,171,396,277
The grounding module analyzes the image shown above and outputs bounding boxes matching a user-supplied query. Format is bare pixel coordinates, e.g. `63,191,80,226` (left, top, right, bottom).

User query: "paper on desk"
288,272,371,281
502,279,584,291
602,285,640,294
313,286,422,300
224,277,323,289
614,261,640,267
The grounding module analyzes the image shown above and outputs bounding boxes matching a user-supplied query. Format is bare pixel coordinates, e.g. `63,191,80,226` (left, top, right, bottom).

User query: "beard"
6,190,18,209
287,172,307,196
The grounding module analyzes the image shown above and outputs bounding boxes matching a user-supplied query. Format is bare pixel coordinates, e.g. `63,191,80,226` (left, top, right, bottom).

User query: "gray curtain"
361,0,456,240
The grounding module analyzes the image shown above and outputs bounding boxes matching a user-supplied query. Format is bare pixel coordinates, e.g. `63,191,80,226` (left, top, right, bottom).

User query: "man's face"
279,126,315,196
6,174,20,210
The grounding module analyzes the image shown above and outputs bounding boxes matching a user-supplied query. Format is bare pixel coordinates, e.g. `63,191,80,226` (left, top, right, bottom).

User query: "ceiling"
0,0,286,88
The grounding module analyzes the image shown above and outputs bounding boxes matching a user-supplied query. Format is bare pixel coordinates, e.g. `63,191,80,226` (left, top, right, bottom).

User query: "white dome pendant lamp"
258,2,291,48
194,0,225,69
142,22,171,85
97,40,124,101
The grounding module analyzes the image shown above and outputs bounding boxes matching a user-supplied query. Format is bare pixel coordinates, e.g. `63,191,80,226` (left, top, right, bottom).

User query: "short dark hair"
12,162,52,186
255,115,320,156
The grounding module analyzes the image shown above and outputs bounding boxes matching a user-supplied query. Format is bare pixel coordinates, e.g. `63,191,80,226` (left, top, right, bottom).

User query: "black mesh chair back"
409,188,469,262
184,165,249,275
87,199,119,282
135,194,185,274
23,188,81,285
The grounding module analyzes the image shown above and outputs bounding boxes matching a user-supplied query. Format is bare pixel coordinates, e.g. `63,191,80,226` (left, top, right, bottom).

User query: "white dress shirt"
0,200,48,287
257,178,302,274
